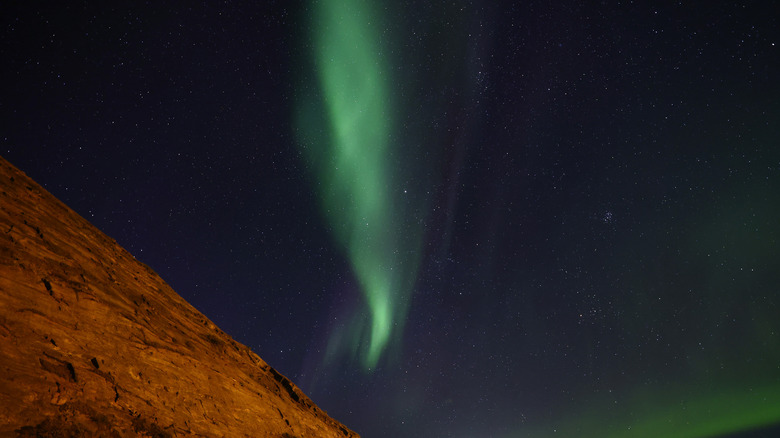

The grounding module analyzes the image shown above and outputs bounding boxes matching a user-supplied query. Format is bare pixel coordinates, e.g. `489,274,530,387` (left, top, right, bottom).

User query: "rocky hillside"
0,156,358,438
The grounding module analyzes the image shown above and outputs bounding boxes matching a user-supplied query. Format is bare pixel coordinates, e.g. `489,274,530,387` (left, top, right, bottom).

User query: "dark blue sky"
3,2,780,437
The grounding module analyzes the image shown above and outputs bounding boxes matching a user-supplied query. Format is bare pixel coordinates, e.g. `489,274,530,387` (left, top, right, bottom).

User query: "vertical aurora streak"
295,0,420,370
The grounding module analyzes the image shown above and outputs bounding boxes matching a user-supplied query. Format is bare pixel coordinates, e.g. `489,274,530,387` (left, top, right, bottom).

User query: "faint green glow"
613,387,780,438
295,0,419,370
508,379,780,438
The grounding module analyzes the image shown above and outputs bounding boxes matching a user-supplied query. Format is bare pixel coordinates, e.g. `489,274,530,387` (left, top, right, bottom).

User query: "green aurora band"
509,378,780,438
296,2,780,435
295,0,422,370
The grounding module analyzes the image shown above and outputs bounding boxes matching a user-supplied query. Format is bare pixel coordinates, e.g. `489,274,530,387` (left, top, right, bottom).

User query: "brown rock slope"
0,156,358,438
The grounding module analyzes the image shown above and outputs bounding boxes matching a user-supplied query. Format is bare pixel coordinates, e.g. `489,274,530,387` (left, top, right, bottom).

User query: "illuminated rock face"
0,156,358,438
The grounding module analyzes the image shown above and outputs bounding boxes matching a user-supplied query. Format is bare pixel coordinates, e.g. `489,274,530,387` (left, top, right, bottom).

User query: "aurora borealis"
3,1,780,437
295,0,418,370
522,379,780,438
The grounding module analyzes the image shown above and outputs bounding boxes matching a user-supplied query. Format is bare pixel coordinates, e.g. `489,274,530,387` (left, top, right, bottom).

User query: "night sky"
3,1,780,437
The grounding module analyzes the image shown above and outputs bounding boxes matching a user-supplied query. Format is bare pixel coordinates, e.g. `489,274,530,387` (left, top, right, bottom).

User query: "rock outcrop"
0,156,358,438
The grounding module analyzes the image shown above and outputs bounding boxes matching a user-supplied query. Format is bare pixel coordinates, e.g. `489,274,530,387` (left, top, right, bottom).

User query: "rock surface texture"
0,156,359,438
